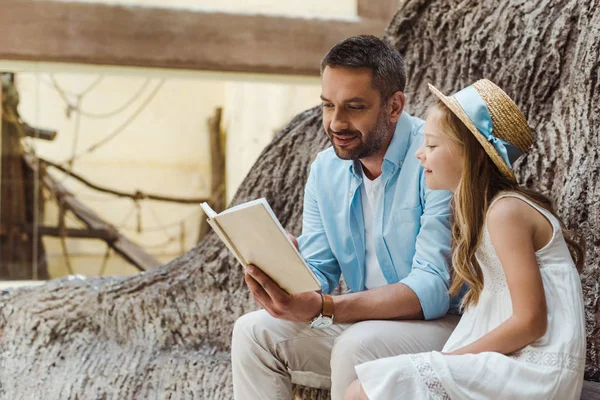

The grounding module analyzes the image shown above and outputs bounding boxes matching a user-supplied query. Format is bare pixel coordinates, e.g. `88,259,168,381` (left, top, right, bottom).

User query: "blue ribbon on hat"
452,86,522,168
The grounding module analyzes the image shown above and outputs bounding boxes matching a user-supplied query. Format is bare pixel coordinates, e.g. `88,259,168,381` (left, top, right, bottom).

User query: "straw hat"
428,79,533,181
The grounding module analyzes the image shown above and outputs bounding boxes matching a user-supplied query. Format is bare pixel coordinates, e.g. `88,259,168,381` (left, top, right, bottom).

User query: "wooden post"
0,75,3,241
209,107,226,213
0,73,30,278
0,74,51,280
198,107,225,243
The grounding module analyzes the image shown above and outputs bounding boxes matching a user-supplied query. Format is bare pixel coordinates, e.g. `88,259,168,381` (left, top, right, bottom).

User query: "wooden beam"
25,225,118,241
0,224,117,241
0,1,392,76
21,122,57,141
358,0,401,21
23,154,160,271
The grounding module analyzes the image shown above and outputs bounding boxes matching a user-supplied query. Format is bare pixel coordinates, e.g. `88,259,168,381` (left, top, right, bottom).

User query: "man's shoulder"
404,111,425,128
395,113,425,172
403,112,425,150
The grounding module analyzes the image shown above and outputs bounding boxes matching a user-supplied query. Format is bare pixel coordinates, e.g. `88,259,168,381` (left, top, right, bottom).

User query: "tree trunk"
0,0,599,398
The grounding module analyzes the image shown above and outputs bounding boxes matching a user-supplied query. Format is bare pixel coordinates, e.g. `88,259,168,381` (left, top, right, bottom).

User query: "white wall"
57,0,357,19
223,81,320,202
17,73,225,276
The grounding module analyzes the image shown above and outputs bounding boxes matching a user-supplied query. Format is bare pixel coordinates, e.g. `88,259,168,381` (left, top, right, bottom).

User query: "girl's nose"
415,145,425,160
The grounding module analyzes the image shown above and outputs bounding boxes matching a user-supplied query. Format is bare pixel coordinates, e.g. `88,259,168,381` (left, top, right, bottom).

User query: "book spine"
206,218,247,268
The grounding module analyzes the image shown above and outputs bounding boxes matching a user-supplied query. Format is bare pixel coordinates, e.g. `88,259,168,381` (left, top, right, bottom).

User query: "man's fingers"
254,297,267,310
251,288,267,310
246,274,283,317
245,273,271,307
245,264,289,304
285,231,299,251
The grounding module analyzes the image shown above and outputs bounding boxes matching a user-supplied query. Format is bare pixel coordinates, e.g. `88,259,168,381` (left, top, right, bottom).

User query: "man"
232,35,459,400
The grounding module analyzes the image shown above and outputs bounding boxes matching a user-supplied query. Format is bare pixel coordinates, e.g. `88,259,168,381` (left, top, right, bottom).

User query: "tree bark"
0,107,330,399
0,0,599,398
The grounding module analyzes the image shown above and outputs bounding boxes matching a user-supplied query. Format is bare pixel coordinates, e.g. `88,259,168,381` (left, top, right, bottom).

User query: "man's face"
320,66,393,160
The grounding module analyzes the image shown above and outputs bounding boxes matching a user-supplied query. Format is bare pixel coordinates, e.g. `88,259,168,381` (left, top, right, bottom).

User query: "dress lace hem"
511,350,585,372
408,353,451,400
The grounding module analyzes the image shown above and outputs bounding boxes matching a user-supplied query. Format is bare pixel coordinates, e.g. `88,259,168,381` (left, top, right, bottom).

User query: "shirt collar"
383,111,412,166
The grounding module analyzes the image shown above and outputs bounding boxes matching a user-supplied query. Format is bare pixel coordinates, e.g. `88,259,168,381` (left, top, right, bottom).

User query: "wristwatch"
310,293,334,329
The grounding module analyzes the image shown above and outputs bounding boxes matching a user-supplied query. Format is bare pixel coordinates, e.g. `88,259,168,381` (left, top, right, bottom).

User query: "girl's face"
415,106,464,192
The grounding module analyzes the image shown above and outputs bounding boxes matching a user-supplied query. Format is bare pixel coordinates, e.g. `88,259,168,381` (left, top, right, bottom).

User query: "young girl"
344,79,586,399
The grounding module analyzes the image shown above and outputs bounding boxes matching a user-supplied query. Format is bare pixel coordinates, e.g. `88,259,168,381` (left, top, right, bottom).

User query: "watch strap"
322,293,334,318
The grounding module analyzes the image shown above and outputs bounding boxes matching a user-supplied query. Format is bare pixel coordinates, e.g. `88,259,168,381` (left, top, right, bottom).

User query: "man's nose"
329,110,349,132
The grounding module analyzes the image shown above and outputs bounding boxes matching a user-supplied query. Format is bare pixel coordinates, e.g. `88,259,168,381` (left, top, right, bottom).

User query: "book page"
200,202,218,219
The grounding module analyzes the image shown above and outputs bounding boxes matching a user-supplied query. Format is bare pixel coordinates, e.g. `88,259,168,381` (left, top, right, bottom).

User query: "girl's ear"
388,91,405,123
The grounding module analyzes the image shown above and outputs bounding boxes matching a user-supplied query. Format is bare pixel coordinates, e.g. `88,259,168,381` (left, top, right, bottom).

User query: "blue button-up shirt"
298,111,456,320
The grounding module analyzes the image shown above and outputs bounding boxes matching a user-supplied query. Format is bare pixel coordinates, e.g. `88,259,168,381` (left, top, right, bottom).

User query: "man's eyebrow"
319,95,369,103
343,97,368,103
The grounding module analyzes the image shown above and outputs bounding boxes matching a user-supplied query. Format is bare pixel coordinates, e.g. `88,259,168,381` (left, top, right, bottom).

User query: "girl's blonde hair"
430,100,586,309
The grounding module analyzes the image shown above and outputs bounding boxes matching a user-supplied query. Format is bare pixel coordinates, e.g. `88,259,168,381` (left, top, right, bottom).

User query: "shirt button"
349,191,352,197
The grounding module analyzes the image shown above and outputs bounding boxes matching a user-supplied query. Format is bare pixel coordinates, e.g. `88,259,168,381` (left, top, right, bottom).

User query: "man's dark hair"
320,35,406,99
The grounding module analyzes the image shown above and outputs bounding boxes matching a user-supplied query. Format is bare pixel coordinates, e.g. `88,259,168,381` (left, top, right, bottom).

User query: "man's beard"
327,110,391,160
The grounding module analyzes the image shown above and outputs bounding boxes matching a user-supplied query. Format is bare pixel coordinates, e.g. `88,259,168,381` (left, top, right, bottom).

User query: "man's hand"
245,264,322,322
285,231,299,251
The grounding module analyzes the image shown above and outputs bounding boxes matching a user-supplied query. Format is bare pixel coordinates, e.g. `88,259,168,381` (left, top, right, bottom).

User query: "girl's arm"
446,197,548,356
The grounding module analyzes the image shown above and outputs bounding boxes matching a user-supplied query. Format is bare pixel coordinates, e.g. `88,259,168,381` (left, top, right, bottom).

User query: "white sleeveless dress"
355,192,586,399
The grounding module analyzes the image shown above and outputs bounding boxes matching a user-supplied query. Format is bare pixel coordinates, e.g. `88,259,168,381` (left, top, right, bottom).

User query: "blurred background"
0,0,395,284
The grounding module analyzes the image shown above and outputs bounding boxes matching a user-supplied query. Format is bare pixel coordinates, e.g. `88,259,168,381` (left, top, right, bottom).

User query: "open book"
200,198,321,294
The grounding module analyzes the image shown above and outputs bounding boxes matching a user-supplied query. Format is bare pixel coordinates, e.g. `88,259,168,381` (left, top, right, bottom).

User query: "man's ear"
387,91,405,123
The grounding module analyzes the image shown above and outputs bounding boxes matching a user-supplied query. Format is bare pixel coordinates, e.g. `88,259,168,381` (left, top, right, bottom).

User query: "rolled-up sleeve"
400,177,453,320
297,160,341,294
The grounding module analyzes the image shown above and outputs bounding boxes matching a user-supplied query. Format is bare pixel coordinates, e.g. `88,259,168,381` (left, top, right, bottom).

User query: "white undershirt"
360,168,388,289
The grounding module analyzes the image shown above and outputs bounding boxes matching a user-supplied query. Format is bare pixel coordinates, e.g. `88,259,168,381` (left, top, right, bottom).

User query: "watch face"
311,315,333,329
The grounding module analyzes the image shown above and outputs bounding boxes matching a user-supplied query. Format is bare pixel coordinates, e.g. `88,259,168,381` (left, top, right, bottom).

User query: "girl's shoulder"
486,191,555,251
488,191,552,220
487,193,536,231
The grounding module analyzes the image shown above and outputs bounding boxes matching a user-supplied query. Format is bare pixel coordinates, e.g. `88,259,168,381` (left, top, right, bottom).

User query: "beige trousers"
231,310,460,400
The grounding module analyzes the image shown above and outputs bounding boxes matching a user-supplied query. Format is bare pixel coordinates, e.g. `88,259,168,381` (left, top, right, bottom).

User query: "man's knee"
330,325,377,389
330,326,379,400
232,310,271,358
332,318,459,367
330,324,379,368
